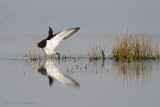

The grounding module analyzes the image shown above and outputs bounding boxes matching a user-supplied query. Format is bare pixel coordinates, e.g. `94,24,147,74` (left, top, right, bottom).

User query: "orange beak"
33,45,39,50
34,66,39,71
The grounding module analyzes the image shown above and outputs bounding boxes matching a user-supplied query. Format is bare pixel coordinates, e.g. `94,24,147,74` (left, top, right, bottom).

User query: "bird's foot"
45,55,47,59
56,53,60,59
34,66,39,71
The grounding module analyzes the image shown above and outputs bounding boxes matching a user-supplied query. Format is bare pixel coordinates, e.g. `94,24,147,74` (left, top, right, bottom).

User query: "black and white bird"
33,27,80,56
37,59,79,86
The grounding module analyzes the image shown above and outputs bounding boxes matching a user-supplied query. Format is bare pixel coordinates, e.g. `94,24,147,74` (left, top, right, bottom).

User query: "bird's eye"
41,41,44,45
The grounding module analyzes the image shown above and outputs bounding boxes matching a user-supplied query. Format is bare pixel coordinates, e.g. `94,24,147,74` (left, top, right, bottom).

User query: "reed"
26,49,40,60
112,33,159,62
88,45,106,60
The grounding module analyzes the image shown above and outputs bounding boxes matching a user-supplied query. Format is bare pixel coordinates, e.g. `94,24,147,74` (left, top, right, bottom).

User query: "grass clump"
26,49,40,61
112,33,159,62
88,45,106,60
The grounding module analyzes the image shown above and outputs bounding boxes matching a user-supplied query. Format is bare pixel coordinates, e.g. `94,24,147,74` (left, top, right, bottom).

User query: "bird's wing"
44,60,79,86
49,27,80,50
47,66,79,86
47,27,55,40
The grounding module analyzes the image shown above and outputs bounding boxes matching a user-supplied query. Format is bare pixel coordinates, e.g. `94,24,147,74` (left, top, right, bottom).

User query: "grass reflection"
25,56,160,86
112,60,159,85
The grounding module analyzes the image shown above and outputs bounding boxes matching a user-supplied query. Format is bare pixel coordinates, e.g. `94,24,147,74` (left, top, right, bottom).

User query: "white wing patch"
49,27,80,51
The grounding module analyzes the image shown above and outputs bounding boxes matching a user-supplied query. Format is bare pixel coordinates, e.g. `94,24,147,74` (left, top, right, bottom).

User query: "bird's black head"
38,39,47,48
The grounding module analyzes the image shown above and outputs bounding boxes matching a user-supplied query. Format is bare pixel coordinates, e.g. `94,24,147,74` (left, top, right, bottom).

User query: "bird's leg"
56,52,60,60
34,66,39,71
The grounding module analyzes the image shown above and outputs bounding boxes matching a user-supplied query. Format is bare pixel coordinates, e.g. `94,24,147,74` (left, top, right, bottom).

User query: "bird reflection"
36,59,79,87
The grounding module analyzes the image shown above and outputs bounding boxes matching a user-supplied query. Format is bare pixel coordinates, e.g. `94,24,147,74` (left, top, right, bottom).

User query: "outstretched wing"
49,27,80,50
47,27,54,40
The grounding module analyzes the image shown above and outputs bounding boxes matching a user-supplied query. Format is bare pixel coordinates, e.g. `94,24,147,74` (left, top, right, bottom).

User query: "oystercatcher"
37,59,79,86
33,27,80,56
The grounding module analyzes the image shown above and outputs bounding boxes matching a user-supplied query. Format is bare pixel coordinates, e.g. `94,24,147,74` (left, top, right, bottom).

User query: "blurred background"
0,0,160,35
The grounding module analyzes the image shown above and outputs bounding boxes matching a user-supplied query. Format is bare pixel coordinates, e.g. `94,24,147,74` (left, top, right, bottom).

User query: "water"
0,0,160,107
0,33,160,107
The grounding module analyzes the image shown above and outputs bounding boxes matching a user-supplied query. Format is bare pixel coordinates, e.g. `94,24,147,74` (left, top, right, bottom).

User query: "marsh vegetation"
112,33,159,62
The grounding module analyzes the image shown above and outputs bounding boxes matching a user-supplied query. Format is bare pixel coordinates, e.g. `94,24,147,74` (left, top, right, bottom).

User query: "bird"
33,27,80,56
36,59,79,86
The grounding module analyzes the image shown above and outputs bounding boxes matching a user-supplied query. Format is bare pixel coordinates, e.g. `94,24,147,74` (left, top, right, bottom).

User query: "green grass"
112,33,159,62
88,45,106,60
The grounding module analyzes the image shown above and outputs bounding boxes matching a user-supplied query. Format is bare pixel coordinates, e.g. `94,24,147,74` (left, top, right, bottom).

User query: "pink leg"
34,66,39,71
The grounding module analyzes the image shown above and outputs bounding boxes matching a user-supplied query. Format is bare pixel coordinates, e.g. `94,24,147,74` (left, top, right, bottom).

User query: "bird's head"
33,39,47,49
38,40,47,48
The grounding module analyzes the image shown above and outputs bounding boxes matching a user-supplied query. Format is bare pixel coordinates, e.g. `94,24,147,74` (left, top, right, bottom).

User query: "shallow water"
0,34,160,107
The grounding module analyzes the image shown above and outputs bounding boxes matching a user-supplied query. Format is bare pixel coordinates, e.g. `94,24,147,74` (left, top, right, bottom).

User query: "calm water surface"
0,34,160,107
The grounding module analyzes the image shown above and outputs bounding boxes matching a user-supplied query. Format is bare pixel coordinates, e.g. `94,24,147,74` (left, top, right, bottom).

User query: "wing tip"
76,27,80,29
69,27,80,31
74,27,80,31
72,27,80,35
70,27,80,33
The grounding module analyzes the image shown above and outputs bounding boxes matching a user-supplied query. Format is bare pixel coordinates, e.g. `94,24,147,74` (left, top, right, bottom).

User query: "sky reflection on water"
0,53,160,107
25,57,160,87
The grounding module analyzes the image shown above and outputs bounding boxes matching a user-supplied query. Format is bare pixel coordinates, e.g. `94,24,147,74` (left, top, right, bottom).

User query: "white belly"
43,47,53,55
43,40,55,55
